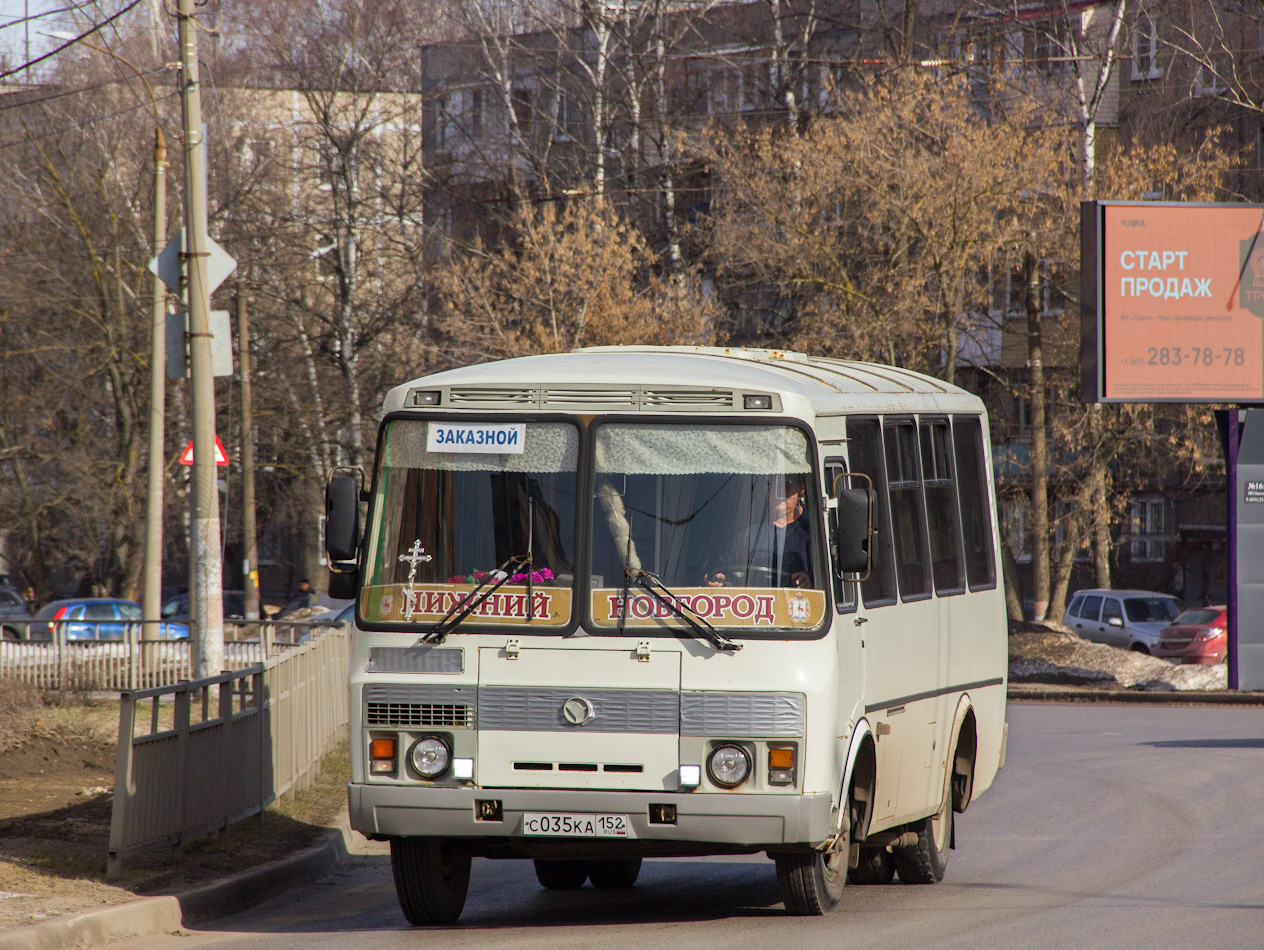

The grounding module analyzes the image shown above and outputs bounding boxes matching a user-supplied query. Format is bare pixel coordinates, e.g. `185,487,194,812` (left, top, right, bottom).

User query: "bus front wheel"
390,837,471,925
774,846,845,915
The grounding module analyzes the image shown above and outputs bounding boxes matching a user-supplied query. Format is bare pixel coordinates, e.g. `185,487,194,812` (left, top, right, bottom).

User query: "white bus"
325,346,1008,924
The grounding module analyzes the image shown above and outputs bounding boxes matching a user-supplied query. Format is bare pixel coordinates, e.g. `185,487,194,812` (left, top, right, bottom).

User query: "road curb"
0,821,354,950
1008,683,1264,704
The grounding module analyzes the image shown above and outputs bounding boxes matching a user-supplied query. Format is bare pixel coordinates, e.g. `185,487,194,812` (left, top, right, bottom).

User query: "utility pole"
237,289,260,622
177,0,224,677
141,123,168,656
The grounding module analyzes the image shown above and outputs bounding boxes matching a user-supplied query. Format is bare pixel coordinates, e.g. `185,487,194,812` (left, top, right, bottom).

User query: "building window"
512,86,533,138
1129,497,1169,562
1132,17,1161,80
435,93,454,147
553,90,582,142
1193,63,1223,97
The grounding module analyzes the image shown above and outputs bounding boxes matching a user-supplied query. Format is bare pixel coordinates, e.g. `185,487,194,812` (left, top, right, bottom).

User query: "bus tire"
774,847,845,915
586,857,642,889
533,859,589,890
848,847,895,885
389,837,471,925
893,767,953,884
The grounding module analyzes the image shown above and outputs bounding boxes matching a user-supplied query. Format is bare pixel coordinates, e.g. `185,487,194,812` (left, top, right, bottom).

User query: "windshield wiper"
422,552,531,644
626,569,742,652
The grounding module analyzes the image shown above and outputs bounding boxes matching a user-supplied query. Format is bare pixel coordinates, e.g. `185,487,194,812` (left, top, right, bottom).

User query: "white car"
1063,589,1183,654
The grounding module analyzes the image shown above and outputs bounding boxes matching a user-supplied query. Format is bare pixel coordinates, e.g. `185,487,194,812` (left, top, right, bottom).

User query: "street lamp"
47,33,171,656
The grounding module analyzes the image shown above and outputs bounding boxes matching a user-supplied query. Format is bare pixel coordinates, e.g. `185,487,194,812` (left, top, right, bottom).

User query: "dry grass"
0,682,349,930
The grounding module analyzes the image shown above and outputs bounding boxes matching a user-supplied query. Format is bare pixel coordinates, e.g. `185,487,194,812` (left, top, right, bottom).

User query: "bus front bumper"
348,783,834,851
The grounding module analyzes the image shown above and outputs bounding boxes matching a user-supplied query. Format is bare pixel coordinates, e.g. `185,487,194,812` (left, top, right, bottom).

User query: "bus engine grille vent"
366,702,473,728
363,684,476,729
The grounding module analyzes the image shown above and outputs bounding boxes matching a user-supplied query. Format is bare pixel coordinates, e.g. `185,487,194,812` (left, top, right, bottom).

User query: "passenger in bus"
705,474,813,589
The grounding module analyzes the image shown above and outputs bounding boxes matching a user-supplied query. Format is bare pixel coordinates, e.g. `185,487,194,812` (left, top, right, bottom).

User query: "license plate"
523,813,631,837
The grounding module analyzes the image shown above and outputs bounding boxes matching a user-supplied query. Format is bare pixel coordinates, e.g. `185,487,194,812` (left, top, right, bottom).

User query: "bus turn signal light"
370,737,397,774
768,746,795,785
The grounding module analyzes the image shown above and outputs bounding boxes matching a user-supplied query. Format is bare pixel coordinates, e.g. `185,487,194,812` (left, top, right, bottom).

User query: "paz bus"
324,346,1008,924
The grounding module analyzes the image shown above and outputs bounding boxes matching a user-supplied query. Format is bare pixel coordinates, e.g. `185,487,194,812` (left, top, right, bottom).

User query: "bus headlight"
707,744,751,788
410,736,451,779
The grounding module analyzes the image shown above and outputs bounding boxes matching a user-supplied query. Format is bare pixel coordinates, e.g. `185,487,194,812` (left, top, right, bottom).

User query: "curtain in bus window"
847,419,897,605
920,420,965,593
953,416,997,589
593,424,812,475
884,421,930,599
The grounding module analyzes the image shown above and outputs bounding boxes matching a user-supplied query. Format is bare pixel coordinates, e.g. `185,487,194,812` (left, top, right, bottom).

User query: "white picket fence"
0,621,330,691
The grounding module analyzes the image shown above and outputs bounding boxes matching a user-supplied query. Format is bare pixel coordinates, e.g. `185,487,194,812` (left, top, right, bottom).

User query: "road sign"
149,232,237,296
167,310,234,378
178,435,229,467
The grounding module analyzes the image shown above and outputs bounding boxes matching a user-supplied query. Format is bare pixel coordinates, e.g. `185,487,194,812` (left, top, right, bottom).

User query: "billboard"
1081,201,1264,403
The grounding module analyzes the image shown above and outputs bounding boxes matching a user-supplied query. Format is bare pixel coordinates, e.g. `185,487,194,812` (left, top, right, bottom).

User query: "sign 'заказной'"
1082,202,1264,403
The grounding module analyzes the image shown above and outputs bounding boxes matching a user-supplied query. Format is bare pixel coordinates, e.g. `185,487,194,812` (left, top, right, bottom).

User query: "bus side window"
920,418,965,595
953,416,998,590
884,419,931,600
846,418,897,607
825,458,857,613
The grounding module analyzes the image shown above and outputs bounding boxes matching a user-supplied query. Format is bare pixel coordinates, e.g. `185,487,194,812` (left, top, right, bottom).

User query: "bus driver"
705,474,814,589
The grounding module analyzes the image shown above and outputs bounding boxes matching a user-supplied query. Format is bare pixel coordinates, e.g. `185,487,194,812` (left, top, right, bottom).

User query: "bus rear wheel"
893,768,953,884
390,837,471,925
533,859,589,890
848,847,895,885
587,857,641,889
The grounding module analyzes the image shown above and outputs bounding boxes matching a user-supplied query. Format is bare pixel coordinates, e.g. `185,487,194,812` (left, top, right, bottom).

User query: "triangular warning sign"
178,435,229,467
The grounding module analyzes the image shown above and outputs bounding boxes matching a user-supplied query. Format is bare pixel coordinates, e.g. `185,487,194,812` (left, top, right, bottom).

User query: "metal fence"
0,620,324,692
107,626,350,877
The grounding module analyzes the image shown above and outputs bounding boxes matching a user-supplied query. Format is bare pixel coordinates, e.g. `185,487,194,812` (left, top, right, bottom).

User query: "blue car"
31,598,189,641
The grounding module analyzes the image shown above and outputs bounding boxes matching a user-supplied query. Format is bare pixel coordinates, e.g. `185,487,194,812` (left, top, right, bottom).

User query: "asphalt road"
114,703,1264,950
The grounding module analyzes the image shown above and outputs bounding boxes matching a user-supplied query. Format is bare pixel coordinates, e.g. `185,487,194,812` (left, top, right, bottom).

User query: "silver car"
1062,589,1183,654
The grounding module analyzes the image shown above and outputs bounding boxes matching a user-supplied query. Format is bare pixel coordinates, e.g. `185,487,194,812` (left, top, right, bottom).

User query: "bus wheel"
533,859,589,890
587,857,641,889
774,846,845,915
848,847,895,885
390,837,471,925
893,767,953,884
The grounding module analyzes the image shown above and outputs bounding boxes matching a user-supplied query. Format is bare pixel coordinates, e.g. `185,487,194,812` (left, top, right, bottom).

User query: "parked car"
1153,606,1228,665
31,598,189,641
0,586,34,641
160,590,246,623
1062,589,1184,654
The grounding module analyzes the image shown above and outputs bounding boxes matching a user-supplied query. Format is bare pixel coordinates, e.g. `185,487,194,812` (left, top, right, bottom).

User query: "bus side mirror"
832,487,871,575
326,471,362,564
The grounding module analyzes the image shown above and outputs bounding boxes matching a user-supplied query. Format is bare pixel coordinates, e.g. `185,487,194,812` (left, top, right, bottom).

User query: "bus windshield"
589,421,827,634
360,419,580,628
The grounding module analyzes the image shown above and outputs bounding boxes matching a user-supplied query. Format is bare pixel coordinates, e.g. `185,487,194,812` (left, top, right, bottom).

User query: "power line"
0,87,178,149
0,64,168,112
0,0,144,82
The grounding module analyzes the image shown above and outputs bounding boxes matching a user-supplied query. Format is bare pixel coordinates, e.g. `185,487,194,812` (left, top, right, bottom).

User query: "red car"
1153,606,1227,664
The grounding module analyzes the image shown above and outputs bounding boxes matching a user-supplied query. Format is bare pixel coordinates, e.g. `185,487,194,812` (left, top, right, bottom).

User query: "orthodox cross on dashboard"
398,540,432,583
